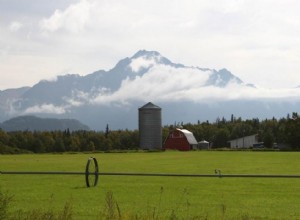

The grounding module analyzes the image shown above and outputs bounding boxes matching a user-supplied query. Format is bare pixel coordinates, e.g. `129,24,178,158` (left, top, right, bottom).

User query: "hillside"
0,115,89,132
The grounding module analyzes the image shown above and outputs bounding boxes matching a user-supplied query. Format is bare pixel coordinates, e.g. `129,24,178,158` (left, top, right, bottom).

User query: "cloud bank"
2,0,300,90
5,49,298,118
91,67,300,105
74,61,300,107
12,59,300,117
22,104,67,115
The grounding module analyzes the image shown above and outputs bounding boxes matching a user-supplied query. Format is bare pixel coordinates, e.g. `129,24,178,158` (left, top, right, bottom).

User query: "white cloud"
9,21,23,32
2,0,300,90
129,56,159,72
40,0,92,33
64,98,84,107
63,90,90,107
91,64,211,105
22,104,67,114
88,63,300,106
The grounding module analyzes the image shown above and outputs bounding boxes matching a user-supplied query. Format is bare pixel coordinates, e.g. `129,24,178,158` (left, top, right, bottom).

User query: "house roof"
177,128,198,145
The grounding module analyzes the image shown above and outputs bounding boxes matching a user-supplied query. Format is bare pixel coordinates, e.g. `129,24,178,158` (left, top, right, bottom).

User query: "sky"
1,0,300,90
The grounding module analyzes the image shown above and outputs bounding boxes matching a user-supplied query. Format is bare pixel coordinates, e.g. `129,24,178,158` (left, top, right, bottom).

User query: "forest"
1,112,300,153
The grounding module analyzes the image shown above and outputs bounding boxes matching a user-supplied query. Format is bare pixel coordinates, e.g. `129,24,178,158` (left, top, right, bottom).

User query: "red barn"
163,128,198,151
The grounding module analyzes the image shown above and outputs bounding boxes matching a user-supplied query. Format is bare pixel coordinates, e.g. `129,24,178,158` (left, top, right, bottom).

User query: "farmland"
0,151,300,219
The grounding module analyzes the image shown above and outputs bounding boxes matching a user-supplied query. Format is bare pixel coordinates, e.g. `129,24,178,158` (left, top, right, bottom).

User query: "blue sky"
1,0,300,90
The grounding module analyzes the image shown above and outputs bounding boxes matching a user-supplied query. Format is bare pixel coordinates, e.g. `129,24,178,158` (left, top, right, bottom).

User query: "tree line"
1,112,300,153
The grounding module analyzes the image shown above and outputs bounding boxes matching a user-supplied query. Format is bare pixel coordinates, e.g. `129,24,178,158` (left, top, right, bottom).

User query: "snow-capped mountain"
1,50,299,130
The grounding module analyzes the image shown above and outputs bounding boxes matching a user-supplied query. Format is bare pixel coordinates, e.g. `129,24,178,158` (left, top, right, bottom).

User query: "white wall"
229,135,258,148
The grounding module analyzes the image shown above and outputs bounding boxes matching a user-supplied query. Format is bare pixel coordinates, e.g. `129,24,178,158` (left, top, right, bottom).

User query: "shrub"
0,189,13,220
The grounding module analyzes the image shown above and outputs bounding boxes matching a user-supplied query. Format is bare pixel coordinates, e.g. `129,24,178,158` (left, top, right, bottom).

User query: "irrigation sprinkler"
1,157,99,187
1,157,300,188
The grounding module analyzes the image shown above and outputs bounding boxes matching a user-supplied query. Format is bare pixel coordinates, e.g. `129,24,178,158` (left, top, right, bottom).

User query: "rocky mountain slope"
1,50,299,130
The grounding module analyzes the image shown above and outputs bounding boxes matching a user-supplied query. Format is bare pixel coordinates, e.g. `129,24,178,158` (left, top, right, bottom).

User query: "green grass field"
1,151,300,219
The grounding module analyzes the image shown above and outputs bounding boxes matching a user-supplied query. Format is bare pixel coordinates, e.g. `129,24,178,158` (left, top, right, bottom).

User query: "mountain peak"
129,50,184,73
132,50,161,59
204,68,244,87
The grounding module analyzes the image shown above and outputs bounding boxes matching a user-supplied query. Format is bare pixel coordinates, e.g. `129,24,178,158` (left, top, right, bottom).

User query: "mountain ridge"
0,50,299,130
0,115,89,132
5,50,250,111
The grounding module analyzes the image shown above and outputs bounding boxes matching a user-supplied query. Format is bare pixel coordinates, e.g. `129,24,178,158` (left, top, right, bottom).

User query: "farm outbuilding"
163,128,198,151
198,140,210,149
228,134,259,149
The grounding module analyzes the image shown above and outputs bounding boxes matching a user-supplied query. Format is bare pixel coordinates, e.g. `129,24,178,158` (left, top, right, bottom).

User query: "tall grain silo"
139,102,162,150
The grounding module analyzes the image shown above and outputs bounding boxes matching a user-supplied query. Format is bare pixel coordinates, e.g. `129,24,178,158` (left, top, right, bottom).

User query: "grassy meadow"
0,151,300,219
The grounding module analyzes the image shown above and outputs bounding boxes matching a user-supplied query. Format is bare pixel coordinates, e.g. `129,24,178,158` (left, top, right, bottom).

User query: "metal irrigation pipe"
0,157,99,187
97,172,300,178
2,171,300,178
1,171,89,175
1,158,300,188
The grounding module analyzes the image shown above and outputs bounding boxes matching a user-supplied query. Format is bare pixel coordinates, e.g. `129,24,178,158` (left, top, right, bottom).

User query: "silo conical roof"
139,102,161,109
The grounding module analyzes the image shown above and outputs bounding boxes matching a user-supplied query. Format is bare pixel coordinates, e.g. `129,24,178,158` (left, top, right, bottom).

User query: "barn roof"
177,128,198,145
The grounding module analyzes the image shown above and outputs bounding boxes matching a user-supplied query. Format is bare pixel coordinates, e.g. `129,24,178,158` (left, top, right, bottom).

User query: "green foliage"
262,130,275,148
0,187,73,220
100,191,121,220
0,129,140,153
8,201,73,220
213,128,230,148
0,186,266,220
1,112,300,153
0,189,13,220
284,113,300,149
168,113,300,149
